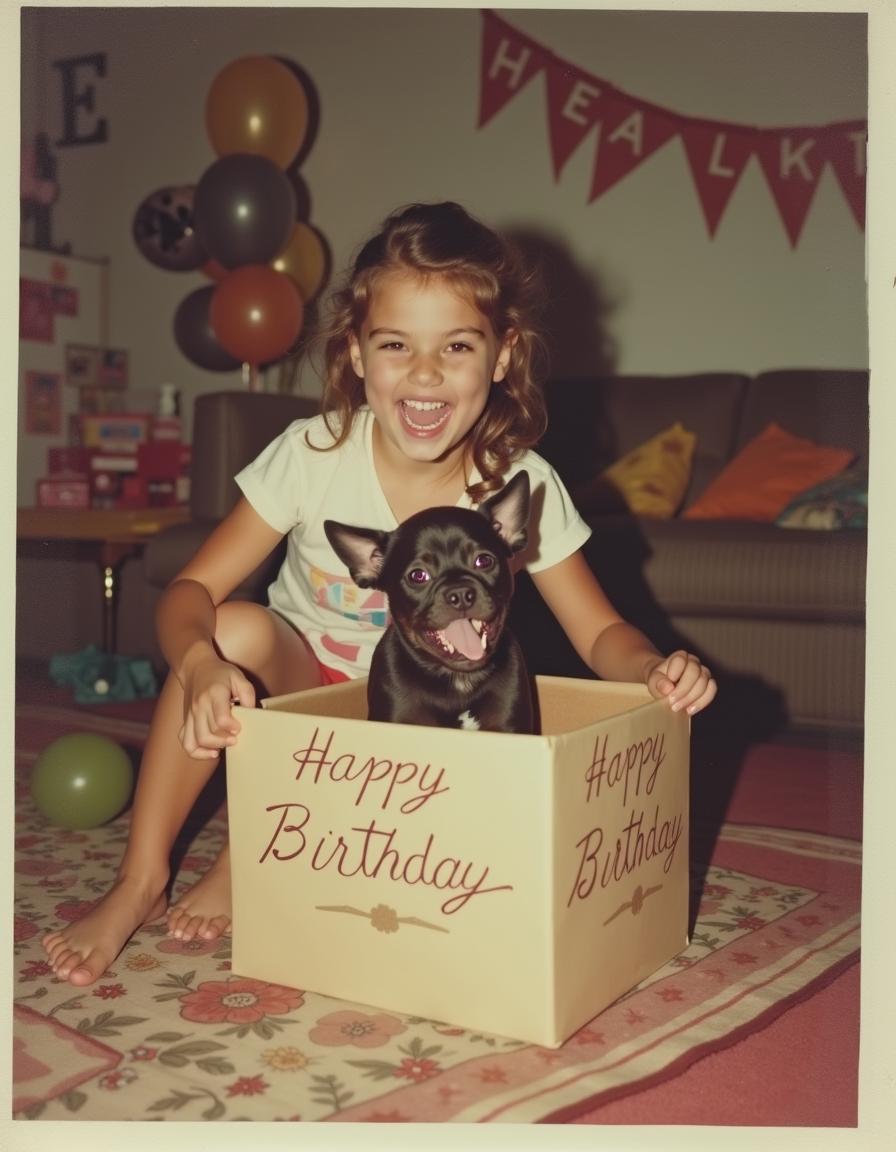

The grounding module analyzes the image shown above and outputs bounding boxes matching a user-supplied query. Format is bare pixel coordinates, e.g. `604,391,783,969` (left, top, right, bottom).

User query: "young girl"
42,202,716,986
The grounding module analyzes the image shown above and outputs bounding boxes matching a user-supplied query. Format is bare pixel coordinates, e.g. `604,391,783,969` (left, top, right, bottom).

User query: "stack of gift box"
36,411,191,510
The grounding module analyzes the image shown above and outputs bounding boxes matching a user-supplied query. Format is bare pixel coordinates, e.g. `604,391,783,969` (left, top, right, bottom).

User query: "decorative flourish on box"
316,902,450,935
603,883,663,927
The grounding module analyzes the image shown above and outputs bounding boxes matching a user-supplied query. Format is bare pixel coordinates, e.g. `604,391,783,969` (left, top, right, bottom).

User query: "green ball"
31,732,135,829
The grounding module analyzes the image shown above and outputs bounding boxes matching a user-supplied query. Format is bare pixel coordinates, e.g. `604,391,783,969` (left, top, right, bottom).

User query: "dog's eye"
474,553,495,570
406,567,430,584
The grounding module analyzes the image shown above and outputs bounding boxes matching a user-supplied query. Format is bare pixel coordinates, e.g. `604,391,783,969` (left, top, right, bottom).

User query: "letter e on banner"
545,56,604,178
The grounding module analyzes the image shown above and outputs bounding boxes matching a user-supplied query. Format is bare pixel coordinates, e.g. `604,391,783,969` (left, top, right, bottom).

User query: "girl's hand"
645,649,717,716
180,656,256,759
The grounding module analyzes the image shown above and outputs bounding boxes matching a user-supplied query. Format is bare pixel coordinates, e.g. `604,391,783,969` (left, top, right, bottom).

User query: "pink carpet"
12,698,860,1125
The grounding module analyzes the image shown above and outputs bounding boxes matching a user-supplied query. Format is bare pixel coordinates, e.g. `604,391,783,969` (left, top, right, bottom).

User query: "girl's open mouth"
399,399,451,436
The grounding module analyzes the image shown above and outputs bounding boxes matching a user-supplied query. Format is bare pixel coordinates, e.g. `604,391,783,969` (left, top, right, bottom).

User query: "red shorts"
316,660,351,687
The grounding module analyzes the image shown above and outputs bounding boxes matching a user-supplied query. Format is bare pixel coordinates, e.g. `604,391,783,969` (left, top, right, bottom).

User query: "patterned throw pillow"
775,468,868,529
598,422,697,518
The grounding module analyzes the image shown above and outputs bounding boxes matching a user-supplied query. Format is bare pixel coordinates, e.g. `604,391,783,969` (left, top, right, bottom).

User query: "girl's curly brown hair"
312,201,547,504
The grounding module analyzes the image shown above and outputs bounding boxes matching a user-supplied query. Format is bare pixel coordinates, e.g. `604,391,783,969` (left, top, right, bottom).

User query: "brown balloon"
271,221,328,301
209,264,304,366
206,55,309,169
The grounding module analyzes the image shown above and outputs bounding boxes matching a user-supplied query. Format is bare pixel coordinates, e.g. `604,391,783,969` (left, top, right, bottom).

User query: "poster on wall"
478,9,867,246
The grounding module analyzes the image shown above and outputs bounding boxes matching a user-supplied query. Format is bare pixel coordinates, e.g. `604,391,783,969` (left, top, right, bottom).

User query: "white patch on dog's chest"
457,709,481,731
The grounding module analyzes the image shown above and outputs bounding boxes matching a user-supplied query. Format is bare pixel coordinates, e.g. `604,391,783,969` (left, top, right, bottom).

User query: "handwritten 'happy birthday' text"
259,802,512,915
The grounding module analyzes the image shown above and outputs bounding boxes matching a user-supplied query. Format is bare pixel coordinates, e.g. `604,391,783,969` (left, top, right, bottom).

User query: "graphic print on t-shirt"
309,564,390,629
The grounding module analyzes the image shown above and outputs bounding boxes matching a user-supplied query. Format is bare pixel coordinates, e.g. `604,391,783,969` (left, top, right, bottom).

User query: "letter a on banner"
478,10,546,128
588,95,681,204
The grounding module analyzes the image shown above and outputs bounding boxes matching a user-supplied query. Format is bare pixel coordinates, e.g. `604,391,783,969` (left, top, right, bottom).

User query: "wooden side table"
16,506,191,653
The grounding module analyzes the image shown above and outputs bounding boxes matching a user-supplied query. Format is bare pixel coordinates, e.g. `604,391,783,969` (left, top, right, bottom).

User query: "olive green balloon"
31,733,135,829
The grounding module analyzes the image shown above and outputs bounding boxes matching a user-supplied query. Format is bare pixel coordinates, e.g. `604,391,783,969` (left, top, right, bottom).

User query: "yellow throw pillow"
601,423,697,517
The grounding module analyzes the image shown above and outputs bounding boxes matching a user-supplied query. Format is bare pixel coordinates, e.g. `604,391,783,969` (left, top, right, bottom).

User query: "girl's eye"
407,567,430,584
447,342,473,353
474,553,495,570
380,341,405,351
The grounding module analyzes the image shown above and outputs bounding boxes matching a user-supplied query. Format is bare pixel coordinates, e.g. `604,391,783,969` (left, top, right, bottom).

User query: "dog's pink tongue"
442,619,482,660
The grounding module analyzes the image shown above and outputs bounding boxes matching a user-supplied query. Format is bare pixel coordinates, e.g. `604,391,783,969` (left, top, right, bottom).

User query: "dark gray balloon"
193,153,296,269
173,285,242,372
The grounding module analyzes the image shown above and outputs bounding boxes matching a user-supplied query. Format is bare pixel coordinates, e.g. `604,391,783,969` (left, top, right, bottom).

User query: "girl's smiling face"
349,270,514,474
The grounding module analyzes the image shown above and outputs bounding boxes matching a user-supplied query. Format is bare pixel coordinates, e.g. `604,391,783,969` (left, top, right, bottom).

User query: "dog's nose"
444,585,476,610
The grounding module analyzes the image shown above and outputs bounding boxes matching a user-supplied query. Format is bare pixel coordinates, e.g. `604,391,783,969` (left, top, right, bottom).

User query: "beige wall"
16,6,868,663
23,6,867,415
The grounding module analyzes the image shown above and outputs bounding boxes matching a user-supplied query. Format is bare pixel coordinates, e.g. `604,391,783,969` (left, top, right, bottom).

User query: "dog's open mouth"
423,617,496,663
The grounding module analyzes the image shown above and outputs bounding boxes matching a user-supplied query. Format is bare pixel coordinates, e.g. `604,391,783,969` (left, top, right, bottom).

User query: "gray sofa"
144,369,868,736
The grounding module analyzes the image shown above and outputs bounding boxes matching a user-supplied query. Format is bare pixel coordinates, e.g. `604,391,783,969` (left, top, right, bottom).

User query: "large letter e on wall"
53,53,108,147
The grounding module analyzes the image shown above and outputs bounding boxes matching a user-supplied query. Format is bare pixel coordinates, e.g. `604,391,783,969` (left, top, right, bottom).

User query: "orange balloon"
206,55,309,169
209,265,304,366
271,221,328,301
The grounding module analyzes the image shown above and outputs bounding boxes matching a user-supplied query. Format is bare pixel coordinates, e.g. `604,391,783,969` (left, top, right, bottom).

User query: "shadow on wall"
505,226,620,381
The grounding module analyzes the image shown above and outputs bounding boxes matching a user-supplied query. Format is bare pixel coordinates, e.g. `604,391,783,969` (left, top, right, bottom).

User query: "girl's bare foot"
167,844,232,943
42,874,168,987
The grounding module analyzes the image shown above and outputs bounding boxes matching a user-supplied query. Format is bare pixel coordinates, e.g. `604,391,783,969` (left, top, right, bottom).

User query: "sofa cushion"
584,516,867,624
776,467,868,530
683,422,854,521
594,422,696,517
539,374,749,508
737,369,869,465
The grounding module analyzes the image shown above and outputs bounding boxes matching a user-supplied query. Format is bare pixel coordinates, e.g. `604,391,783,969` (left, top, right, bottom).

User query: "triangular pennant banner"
679,121,756,237
755,128,825,247
478,9,546,129
820,121,867,230
544,56,606,179
588,94,681,203
477,11,867,244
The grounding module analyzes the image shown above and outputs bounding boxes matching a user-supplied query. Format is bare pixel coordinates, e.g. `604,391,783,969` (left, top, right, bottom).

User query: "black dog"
324,471,534,733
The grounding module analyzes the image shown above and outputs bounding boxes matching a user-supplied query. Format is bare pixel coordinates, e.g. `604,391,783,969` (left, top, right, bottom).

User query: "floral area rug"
12,707,861,1123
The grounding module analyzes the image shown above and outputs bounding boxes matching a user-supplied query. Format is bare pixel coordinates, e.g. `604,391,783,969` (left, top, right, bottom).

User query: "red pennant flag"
755,127,824,247
588,94,681,203
478,10,546,129
544,56,606,179
679,121,756,238
820,121,867,230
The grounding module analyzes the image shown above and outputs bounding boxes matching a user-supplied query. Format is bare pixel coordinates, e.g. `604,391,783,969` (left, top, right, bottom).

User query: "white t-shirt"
235,407,591,679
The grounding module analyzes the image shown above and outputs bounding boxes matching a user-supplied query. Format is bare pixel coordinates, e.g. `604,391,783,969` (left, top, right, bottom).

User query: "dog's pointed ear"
479,470,530,554
324,521,392,587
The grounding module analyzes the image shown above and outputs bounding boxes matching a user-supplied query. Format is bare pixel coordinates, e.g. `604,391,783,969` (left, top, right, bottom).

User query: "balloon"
272,220,328,302
201,258,228,282
31,733,134,830
210,265,304,365
193,153,297,270
206,55,309,169
174,285,242,373
132,184,207,272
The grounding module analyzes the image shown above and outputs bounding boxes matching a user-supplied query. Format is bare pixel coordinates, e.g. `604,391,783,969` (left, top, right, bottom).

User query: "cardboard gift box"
226,676,690,1048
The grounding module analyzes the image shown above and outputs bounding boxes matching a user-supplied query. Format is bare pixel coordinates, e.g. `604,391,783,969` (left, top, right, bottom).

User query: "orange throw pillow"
683,422,854,521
